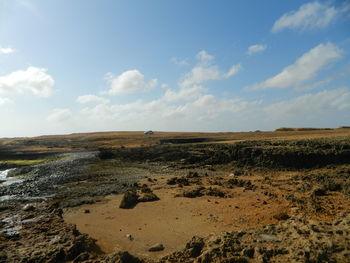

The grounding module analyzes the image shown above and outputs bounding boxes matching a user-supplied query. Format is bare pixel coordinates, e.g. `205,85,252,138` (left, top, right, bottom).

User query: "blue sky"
0,0,350,137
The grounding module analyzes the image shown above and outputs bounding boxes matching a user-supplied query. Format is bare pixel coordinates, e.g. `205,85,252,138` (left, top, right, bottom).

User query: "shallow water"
0,169,23,186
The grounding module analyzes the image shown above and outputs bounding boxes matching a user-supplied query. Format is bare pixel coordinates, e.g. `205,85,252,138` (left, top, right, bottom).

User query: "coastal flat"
1,128,350,262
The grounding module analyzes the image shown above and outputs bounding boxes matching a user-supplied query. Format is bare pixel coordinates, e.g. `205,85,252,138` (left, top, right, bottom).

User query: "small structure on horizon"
144,130,154,135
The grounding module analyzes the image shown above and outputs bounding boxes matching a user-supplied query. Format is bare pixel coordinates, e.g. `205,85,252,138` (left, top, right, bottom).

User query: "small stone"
149,243,164,252
243,248,255,258
138,192,159,202
336,230,343,235
126,234,134,241
259,234,277,241
73,252,91,262
84,209,90,214
22,204,35,211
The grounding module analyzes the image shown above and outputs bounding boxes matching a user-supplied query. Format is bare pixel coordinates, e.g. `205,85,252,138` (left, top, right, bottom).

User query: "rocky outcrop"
0,202,98,263
119,188,159,209
160,212,350,263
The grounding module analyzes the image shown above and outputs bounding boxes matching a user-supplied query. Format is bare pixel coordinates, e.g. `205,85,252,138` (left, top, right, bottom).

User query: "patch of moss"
0,155,70,167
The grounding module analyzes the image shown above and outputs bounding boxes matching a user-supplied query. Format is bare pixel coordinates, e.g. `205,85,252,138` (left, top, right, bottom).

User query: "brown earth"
64,168,350,261
1,128,350,262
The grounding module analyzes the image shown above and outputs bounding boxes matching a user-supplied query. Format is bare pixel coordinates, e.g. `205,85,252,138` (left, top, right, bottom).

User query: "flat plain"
1,128,350,262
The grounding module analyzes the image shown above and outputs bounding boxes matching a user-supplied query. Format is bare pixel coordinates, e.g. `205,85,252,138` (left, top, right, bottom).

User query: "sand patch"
64,175,290,260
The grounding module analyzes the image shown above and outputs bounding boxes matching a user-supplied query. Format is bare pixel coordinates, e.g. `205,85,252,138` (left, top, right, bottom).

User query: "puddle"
0,169,23,186
0,195,18,202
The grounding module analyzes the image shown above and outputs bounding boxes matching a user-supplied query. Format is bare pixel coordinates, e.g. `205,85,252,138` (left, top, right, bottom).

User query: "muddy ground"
0,130,350,262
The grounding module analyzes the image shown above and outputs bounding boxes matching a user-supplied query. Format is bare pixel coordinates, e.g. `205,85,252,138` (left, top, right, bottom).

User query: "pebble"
149,243,164,252
126,234,134,241
23,204,35,211
259,234,277,241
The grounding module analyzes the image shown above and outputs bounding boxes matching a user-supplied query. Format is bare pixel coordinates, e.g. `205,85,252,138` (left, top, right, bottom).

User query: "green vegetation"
0,154,72,168
0,159,50,166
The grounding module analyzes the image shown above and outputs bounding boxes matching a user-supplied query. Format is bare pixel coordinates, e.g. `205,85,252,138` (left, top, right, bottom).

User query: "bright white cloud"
263,88,350,119
180,50,241,88
247,44,267,55
272,1,345,33
0,47,15,54
0,97,12,105
0,67,54,97
247,43,343,90
47,108,73,122
76,94,109,104
107,70,158,95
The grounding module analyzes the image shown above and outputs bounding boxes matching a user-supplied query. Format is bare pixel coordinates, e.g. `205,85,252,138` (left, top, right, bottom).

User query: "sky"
0,0,350,137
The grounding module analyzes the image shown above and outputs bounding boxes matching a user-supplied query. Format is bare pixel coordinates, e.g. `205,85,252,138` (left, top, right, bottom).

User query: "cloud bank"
77,94,109,104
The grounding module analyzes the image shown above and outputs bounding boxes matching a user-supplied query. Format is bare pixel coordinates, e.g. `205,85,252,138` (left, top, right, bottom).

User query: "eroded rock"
119,191,139,209
149,243,164,252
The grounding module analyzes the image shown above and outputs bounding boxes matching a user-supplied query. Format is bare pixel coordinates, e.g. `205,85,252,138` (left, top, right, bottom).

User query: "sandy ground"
64,175,293,260
63,166,350,260
2,130,350,262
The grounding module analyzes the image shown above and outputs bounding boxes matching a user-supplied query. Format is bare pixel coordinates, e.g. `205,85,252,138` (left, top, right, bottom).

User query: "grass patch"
0,159,49,166
0,154,71,167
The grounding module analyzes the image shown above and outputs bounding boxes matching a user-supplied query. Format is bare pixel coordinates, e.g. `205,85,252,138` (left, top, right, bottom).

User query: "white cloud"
196,50,215,63
80,91,260,125
180,64,221,88
180,50,241,88
47,108,73,122
247,43,343,90
225,64,242,78
0,97,12,105
171,57,188,66
272,1,346,33
76,94,109,104
81,99,167,121
163,95,260,120
76,87,350,133
296,78,332,91
107,69,158,95
247,44,267,55
0,47,15,54
263,88,350,119
162,85,206,102
0,66,54,97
